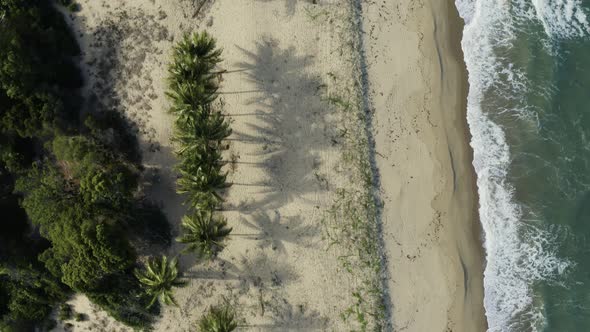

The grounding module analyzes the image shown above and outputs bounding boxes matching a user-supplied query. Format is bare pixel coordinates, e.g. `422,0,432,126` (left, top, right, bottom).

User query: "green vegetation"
197,304,238,332
323,85,384,331
166,30,240,328
58,303,73,321
57,0,79,12
320,7,387,328
0,0,168,329
0,1,231,328
167,32,233,255
0,264,67,324
134,256,184,308
177,211,232,259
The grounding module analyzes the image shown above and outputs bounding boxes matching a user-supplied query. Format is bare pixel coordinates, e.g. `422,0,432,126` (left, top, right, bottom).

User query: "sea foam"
454,0,585,331
531,0,590,38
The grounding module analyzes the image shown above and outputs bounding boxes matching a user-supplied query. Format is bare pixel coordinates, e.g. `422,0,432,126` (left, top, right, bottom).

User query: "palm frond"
176,165,229,209
177,211,232,259
134,255,183,308
198,304,238,332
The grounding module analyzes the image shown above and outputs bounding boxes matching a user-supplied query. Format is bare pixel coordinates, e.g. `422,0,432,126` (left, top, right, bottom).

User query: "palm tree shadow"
228,36,334,212
240,211,320,253
182,0,216,18
70,6,187,261
245,298,329,330
182,258,243,281
182,252,297,289
236,252,299,288
253,0,299,17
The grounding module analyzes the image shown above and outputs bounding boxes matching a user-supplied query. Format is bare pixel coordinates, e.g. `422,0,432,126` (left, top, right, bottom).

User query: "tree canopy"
0,1,167,329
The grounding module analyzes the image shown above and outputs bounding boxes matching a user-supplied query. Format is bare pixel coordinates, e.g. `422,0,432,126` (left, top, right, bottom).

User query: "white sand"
55,0,384,331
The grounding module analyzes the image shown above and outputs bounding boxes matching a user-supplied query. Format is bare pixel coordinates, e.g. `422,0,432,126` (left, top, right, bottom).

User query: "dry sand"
50,0,488,331
54,0,384,331
360,0,487,331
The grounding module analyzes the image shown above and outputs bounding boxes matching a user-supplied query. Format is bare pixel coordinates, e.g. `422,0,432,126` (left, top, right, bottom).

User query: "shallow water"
455,0,590,331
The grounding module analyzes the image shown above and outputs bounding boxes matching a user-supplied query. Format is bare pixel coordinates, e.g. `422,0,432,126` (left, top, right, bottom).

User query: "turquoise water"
456,0,590,331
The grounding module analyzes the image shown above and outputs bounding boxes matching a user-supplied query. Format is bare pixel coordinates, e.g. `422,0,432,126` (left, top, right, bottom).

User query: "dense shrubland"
0,0,235,329
0,0,168,329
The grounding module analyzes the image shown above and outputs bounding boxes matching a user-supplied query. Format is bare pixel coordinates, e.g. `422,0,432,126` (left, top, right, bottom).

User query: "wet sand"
361,0,488,330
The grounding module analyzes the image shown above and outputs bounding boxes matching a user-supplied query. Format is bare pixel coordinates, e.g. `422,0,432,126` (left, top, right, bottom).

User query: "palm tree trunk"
211,69,249,75
192,0,209,18
218,90,262,95
212,190,226,202
230,182,271,187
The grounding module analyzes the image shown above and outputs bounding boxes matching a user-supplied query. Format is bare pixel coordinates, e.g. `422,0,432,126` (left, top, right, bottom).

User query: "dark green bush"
58,304,73,321
83,111,142,165
127,202,172,247
0,1,167,329
87,273,158,328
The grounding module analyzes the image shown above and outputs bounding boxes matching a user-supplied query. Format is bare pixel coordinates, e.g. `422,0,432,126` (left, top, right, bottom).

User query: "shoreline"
48,0,485,330
362,0,487,330
430,0,487,329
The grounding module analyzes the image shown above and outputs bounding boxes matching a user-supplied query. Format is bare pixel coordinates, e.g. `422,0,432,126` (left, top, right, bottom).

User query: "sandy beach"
361,0,487,330
55,0,384,330
48,0,488,331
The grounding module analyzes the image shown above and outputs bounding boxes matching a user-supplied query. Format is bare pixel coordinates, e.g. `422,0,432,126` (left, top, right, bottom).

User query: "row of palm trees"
170,31,232,215
169,31,233,260
133,31,237,331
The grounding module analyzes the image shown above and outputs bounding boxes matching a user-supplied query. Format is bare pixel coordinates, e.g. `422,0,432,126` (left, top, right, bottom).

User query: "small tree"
176,165,229,207
176,143,224,172
168,31,223,111
168,81,219,113
133,256,184,308
79,167,134,208
169,31,222,81
197,304,238,332
177,211,232,259
174,108,231,149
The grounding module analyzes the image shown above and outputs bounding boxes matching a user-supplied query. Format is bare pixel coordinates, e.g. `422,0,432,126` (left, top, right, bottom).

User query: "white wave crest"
455,0,581,331
531,0,590,38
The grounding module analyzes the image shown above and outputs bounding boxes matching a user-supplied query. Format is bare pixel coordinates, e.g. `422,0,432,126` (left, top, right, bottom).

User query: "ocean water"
455,0,590,331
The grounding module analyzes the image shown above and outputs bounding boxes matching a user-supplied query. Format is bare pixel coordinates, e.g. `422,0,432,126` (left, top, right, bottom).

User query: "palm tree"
193,193,223,212
172,32,222,71
168,32,223,108
186,108,231,143
167,80,219,112
173,109,231,150
197,304,238,332
176,164,229,207
133,256,184,308
176,143,224,172
177,211,232,259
